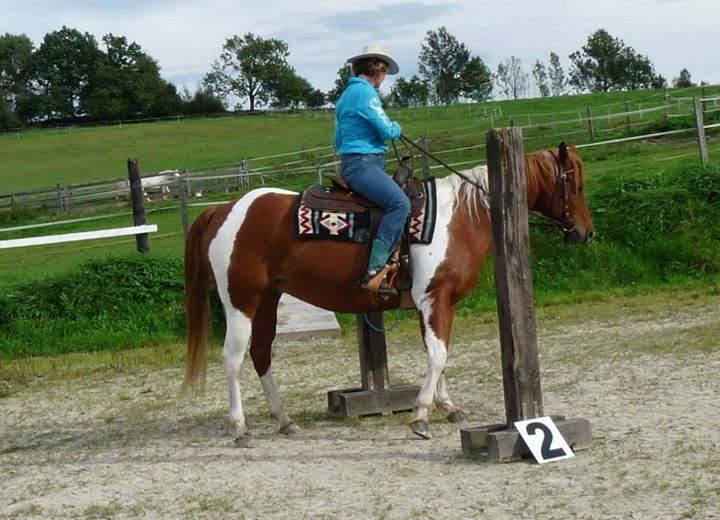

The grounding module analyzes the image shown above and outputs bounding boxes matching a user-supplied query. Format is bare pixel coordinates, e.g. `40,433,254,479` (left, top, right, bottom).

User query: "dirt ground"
1,290,719,519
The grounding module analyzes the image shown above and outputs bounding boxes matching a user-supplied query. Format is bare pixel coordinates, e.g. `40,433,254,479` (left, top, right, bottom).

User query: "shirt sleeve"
357,91,401,140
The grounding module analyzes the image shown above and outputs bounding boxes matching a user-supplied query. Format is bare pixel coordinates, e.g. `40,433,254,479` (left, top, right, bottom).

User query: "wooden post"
694,96,709,166
625,101,632,135
586,107,596,140
420,137,431,179
127,158,149,253
177,173,190,240
56,183,64,214
459,127,592,462
487,128,543,423
663,87,669,120
316,165,323,185
327,313,418,418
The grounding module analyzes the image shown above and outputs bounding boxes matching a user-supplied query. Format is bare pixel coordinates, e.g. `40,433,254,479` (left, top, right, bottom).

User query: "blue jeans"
340,153,411,253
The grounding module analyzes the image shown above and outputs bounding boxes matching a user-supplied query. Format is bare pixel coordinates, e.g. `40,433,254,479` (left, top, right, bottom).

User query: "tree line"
0,25,701,129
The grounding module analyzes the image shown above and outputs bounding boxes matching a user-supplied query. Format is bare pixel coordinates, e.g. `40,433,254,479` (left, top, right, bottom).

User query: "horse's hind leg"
224,309,253,447
250,290,299,436
434,372,468,423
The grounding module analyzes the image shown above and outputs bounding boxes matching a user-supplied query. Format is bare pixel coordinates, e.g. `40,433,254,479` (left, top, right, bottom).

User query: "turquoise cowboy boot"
360,239,398,296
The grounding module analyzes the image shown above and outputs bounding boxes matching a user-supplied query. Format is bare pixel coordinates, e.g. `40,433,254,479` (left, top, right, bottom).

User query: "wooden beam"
0,225,158,249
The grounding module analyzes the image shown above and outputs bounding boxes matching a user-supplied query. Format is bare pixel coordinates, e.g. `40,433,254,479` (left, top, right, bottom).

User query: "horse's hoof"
447,410,468,423
233,435,251,448
410,420,432,440
279,423,301,436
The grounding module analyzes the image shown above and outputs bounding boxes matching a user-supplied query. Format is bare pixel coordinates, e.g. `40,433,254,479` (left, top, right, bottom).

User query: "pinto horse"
183,142,594,446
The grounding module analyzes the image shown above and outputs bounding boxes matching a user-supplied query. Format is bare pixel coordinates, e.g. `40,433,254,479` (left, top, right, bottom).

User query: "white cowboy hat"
346,45,399,75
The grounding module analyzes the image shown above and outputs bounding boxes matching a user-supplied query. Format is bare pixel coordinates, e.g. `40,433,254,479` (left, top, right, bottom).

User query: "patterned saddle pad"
295,177,436,245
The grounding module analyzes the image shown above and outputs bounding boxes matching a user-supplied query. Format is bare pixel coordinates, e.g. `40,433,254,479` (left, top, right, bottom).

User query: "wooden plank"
486,127,543,425
0,225,158,249
357,312,389,391
329,385,418,418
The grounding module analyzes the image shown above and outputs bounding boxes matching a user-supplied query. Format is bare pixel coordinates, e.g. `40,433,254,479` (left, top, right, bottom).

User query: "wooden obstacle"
460,128,592,462
327,312,419,418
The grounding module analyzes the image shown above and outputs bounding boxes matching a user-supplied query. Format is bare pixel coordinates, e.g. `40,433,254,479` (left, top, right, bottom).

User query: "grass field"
2,84,718,193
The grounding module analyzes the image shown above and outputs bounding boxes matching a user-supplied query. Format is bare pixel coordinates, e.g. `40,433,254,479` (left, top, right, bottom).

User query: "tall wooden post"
127,158,149,253
487,128,543,423
694,96,709,166
460,128,592,462
625,101,632,135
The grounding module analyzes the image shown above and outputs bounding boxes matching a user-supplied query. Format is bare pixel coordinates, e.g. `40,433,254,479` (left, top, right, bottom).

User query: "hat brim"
347,53,399,75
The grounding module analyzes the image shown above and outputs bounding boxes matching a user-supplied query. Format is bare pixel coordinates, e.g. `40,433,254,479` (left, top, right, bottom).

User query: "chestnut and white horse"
183,142,594,446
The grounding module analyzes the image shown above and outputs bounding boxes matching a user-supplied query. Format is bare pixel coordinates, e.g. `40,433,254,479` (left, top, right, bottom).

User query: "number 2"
526,422,567,459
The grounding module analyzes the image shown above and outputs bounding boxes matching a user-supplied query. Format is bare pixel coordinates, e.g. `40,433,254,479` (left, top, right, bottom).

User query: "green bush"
2,162,719,358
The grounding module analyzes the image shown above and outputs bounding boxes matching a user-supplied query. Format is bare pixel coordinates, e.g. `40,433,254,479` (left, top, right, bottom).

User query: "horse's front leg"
409,299,455,439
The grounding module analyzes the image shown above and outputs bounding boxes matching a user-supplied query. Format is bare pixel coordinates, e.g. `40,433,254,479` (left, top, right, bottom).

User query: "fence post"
420,137,431,179
663,87,669,120
586,107,596,140
625,101,632,135
486,127,543,424
127,158,149,253
177,172,190,240
693,96,709,166
316,165,323,185
56,183,64,214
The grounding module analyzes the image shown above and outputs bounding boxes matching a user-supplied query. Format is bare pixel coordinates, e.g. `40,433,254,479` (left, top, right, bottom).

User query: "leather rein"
397,134,576,234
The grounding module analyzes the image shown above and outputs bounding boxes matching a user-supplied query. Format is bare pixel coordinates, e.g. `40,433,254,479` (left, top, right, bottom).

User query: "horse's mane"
442,165,489,221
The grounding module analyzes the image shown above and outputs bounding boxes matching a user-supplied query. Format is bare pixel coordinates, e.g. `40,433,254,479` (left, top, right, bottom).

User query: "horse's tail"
183,207,215,393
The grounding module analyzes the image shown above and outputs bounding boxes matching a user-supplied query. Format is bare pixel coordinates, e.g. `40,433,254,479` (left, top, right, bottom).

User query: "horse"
183,142,594,446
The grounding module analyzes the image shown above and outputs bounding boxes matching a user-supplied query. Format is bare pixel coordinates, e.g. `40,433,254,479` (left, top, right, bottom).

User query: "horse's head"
528,142,594,244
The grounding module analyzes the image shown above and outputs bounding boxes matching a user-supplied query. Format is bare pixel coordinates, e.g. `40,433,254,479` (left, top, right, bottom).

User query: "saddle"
297,162,431,304
300,165,426,219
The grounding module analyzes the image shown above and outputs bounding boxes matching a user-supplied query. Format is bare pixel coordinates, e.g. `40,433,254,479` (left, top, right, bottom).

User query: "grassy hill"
2,84,718,193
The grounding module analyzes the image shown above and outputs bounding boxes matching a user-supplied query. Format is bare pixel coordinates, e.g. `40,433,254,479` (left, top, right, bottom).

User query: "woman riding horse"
335,45,409,297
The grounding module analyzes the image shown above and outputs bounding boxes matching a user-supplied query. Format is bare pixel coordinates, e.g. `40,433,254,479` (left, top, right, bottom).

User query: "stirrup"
359,269,398,297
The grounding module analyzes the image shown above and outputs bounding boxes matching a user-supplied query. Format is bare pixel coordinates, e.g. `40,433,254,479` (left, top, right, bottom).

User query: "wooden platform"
274,294,341,344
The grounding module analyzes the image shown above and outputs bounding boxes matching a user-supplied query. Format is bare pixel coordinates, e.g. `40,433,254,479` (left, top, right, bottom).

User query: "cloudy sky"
3,0,717,99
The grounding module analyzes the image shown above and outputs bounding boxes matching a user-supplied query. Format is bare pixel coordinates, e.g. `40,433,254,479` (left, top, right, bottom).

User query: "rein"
398,135,488,194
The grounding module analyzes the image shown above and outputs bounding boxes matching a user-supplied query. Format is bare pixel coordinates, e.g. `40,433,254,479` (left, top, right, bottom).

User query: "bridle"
534,151,577,234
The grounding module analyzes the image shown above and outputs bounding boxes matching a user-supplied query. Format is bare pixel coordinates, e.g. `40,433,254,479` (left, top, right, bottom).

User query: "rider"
334,45,410,297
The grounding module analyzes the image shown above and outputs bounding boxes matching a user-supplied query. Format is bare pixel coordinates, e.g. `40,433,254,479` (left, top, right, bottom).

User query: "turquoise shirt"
334,77,401,155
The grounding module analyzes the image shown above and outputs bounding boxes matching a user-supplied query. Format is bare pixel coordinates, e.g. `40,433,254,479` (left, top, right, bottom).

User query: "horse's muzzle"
564,227,595,245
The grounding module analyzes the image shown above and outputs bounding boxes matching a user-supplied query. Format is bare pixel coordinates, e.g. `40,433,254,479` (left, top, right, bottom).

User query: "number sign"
515,416,575,464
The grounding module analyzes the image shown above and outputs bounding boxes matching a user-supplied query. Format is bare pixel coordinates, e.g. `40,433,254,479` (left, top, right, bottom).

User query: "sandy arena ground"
1,291,719,519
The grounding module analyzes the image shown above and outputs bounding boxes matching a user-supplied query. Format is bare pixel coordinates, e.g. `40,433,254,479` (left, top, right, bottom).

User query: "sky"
2,0,718,102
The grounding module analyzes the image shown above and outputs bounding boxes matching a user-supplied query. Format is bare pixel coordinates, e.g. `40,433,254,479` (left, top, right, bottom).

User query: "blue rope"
362,310,402,333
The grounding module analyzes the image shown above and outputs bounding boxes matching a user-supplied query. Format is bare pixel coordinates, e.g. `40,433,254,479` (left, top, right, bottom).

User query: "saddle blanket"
295,177,436,245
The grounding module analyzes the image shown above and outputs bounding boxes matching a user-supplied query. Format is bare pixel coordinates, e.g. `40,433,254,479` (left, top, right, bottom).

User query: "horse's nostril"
587,229,595,241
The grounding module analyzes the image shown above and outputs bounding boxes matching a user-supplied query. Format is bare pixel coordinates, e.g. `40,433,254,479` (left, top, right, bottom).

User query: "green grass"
1,86,720,359
2,84,718,193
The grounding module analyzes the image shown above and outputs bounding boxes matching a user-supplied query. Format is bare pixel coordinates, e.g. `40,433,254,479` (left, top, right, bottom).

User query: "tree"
532,60,549,97
204,33,291,111
181,87,225,115
326,65,351,105
0,33,33,112
673,68,694,88
269,67,313,109
29,26,104,120
495,56,528,100
390,75,429,107
418,26,491,104
569,29,656,92
548,52,566,96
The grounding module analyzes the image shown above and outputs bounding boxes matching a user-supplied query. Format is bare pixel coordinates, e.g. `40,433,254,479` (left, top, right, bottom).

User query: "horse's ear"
559,141,569,163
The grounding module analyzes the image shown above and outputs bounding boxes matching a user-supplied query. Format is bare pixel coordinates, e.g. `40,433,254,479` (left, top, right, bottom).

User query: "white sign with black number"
515,416,575,464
